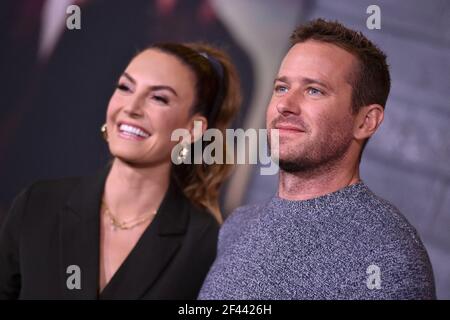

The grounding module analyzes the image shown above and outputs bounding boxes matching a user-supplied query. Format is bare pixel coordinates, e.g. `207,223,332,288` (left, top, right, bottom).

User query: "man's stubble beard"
268,124,354,176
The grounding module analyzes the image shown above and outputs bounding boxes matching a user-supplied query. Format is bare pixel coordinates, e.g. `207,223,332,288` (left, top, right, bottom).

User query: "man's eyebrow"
274,75,333,91
121,72,178,96
274,76,290,85
300,77,332,90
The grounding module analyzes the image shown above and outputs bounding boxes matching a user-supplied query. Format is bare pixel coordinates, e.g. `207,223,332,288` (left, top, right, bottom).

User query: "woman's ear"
353,104,384,141
186,114,208,143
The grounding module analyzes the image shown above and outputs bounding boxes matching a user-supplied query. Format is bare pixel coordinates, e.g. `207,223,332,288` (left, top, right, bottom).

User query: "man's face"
267,40,357,172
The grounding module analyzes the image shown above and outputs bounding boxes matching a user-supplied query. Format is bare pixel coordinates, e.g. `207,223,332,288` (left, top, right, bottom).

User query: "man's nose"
276,90,302,116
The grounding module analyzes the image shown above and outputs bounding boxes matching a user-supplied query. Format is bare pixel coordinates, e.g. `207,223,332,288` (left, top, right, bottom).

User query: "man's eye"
274,85,288,94
306,87,323,96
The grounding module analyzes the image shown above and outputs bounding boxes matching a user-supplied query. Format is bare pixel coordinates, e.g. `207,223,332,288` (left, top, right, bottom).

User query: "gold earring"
177,144,189,163
101,123,108,141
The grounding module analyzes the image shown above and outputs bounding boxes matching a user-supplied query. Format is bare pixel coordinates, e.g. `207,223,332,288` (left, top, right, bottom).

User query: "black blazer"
0,166,219,299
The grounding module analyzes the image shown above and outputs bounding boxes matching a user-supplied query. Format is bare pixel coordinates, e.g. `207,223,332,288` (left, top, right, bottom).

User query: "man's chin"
278,156,311,173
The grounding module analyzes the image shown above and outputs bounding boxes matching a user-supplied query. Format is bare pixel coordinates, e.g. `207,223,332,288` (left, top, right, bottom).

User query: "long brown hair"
148,42,241,223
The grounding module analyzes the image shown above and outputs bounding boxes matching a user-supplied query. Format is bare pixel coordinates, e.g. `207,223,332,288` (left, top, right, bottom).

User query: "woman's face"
106,49,199,167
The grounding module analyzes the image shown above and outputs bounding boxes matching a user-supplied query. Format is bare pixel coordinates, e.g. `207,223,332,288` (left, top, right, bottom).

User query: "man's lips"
273,123,306,133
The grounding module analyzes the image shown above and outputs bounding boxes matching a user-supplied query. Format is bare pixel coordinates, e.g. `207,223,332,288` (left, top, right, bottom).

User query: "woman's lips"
118,130,148,141
117,123,150,141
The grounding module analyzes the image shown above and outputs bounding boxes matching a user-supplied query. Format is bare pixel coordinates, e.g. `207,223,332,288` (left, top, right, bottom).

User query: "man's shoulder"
216,200,269,251
223,201,267,228
353,185,421,244
343,185,436,298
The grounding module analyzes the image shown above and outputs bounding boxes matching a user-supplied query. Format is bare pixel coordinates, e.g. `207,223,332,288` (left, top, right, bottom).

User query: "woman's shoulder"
14,164,110,209
2,176,86,236
183,200,220,236
17,176,84,204
187,202,219,225
168,180,220,231
6,175,96,224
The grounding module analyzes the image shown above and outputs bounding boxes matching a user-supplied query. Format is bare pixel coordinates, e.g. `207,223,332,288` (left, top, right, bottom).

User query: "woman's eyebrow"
122,72,136,84
149,85,178,97
122,72,178,96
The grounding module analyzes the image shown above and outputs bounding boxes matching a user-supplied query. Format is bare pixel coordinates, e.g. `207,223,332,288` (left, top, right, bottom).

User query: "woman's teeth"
119,124,150,138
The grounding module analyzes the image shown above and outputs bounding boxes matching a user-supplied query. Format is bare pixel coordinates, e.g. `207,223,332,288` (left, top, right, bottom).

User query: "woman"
0,42,241,299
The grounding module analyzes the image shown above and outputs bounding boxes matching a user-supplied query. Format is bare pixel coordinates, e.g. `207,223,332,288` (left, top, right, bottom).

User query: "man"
198,19,436,299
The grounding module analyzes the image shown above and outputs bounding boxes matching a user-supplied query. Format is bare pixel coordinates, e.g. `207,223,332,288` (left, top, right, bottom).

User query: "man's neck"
278,158,360,201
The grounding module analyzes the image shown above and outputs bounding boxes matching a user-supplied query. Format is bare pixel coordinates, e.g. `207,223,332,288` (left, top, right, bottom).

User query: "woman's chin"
109,142,145,158
114,155,151,168
108,143,168,168
109,148,146,165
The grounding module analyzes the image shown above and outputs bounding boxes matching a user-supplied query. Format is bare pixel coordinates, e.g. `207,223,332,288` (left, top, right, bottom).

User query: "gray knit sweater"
198,182,436,300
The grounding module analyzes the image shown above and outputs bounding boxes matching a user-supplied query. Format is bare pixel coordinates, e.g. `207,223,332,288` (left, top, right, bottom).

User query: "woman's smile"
117,122,151,141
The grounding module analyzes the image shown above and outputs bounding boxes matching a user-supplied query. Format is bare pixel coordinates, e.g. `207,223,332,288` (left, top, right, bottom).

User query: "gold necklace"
102,201,157,231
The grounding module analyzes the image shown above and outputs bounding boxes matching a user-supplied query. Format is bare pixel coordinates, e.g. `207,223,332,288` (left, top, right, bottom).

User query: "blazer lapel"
59,165,111,299
99,179,189,300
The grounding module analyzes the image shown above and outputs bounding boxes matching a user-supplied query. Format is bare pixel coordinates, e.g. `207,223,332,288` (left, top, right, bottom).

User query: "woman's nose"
124,95,145,118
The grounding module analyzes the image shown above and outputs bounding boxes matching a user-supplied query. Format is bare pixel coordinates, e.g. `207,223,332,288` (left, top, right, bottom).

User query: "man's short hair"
290,18,391,114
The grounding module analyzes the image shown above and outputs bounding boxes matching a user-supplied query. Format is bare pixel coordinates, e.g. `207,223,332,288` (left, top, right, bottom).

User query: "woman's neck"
103,158,171,221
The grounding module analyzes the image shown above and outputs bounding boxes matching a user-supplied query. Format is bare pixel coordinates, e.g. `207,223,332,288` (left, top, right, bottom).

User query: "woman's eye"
306,87,323,96
116,83,130,92
152,95,169,105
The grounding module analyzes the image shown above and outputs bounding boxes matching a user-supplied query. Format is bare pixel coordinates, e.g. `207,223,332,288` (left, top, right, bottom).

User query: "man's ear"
186,114,208,143
353,104,384,140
